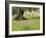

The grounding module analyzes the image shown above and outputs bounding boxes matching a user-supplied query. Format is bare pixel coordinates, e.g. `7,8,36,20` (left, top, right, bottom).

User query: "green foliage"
25,16,40,20
12,16,40,31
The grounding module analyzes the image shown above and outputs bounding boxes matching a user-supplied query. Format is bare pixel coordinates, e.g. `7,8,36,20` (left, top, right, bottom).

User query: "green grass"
12,16,40,31
25,16,40,20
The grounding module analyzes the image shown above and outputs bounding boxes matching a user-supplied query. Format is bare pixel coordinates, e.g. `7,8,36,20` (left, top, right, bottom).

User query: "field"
12,16,40,31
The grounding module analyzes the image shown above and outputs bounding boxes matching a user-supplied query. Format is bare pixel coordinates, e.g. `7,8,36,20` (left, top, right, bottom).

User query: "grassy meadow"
12,16,40,31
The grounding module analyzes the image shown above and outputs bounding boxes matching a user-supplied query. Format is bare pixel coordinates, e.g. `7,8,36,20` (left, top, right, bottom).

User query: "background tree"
15,8,27,20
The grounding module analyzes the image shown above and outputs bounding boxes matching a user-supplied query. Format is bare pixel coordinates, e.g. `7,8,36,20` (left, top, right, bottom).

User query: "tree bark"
15,8,26,20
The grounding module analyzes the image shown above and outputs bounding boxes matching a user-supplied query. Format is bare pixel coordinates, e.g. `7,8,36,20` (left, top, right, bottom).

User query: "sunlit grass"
12,16,40,31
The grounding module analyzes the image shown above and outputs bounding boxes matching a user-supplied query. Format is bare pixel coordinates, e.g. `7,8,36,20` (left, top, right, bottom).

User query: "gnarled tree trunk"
15,8,26,20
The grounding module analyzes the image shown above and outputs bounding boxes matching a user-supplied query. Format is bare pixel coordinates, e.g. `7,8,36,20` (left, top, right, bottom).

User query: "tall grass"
12,16,40,31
